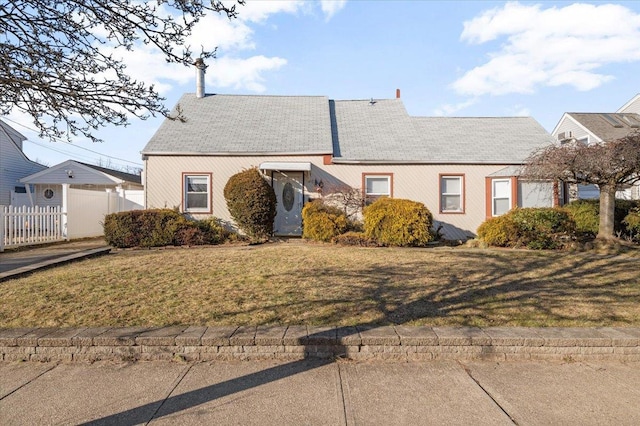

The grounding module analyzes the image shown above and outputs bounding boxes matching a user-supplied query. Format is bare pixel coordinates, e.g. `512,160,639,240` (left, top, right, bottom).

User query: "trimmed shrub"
224,168,277,241
476,215,518,247
510,207,575,249
623,207,640,240
563,200,599,236
332,231,379,247
476,207,575,249
363,198,434,247
563,199,640,237
104,209,185,248
302,200,350,242
174,217,230,246
103,209,230,248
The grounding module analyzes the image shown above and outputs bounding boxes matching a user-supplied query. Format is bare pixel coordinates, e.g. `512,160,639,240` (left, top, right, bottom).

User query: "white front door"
273,171,303,236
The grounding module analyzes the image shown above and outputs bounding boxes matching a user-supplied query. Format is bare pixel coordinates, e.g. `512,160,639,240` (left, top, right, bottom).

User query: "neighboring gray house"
0,119,47,206
142,88,556,240
551,94,640,200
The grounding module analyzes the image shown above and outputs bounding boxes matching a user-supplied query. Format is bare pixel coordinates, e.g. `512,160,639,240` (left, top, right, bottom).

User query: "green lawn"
1,243,639,328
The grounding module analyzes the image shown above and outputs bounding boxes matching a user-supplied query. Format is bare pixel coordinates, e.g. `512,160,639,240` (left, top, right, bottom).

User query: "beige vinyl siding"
145,155,515,240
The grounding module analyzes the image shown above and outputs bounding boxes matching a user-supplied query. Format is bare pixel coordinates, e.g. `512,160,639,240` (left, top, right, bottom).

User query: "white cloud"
507,104,531,117
320,0,347,21
433,98,477,116
453,2,640,96
207,56,287,92
240,1,305,23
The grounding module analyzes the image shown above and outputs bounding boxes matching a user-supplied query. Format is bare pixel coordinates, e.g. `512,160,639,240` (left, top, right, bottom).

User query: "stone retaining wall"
1,326,639,362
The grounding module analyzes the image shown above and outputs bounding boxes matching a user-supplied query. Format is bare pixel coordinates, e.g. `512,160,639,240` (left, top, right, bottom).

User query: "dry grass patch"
1,243,639,327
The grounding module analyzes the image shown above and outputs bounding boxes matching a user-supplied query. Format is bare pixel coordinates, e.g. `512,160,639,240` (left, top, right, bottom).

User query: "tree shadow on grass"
84,249,640,424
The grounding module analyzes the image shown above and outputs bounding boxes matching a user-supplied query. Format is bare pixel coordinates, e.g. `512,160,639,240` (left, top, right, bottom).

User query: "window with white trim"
184,174,211,212
440,175,463,213
364,174,391,204
492,179,511,216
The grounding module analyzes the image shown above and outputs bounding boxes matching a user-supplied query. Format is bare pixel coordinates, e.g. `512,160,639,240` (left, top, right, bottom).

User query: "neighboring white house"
551,94,640,201
0,119,47,206
141,88,557,240
18,160,144,239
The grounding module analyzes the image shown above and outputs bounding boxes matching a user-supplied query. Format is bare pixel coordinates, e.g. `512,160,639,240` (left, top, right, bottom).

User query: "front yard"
1,242,639,328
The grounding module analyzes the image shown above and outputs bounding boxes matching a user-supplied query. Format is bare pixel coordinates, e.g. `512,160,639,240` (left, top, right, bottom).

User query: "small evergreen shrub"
332,231,379,247
363,198,434,247
623,207,640,240
563,200,599,236
510,207,575,249
302,200,350,242
563,199,640,238
476,215,518,247
224,168,277,241
476,208,575,249
103,209,230,248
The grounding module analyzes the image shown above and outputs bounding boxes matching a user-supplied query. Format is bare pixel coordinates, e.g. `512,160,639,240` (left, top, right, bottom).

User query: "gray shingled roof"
407,117,555,164
143,94,554,164
142,94,333,155
567,113,640,141
330,99,426,162
78,162,142,184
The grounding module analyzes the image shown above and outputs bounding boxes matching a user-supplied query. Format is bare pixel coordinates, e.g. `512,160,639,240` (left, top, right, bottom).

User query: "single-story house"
19,159,143,208
0,119,47,206
551,93,640,200
142,85,557,240
17,160,144,239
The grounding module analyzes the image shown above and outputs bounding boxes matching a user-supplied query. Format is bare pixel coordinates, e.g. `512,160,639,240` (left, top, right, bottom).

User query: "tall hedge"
363,198,434,246
224,167,277,241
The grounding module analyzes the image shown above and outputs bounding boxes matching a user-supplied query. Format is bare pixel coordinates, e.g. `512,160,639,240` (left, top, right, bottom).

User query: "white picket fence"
1,205,66,251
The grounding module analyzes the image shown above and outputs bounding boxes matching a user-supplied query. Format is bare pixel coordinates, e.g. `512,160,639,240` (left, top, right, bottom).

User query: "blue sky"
10,0,640,171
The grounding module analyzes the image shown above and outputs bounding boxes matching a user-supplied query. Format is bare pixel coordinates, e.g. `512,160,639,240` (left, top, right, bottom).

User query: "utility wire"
2,116,143,166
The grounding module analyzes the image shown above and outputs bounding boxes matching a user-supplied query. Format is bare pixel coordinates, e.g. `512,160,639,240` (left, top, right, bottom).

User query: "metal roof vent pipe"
195,58,207,98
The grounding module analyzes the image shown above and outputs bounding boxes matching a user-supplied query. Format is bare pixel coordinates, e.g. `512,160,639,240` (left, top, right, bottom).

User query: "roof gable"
20,160,141,185
617,94,640,114
566,113,640,142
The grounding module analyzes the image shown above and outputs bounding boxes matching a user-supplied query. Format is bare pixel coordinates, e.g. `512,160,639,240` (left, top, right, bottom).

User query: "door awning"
259,162,312,171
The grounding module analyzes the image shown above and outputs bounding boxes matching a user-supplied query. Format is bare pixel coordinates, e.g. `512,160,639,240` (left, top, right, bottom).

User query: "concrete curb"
1,325,639,363
0,247,112,282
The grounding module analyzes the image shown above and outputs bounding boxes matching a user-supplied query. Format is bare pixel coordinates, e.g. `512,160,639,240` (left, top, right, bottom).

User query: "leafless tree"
0,0,242,142
524,132,640,239
321,183,364,220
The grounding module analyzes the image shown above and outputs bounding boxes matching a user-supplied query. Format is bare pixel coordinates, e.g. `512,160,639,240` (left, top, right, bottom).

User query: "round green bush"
623,207,640,239
302,200,350,242
476,215,518,247
477,207,575,249
563,200,599,236
224,168,277,241
363,198,434,247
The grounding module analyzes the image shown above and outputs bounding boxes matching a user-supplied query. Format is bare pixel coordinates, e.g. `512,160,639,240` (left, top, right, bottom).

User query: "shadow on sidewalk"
82,357,334,425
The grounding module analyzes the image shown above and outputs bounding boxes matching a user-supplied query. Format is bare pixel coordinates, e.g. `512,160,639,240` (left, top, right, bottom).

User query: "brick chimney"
396,88,401,99
195,58,206,98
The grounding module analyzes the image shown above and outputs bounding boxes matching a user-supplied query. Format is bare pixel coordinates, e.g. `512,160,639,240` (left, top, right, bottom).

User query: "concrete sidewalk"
0,238,110,281
1,359,639,425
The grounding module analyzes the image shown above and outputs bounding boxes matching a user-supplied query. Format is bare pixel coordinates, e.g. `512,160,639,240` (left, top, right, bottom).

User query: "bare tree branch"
0,0,243,142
